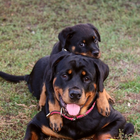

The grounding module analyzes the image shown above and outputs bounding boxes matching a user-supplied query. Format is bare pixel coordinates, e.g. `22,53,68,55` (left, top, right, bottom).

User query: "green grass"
0,0,140,139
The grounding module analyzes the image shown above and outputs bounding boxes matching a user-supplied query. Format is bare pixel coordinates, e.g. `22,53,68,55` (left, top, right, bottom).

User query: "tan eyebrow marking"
72,46,75,51
68,69,72,74
93,36,95,39
82,71,86,75
83,40,86,43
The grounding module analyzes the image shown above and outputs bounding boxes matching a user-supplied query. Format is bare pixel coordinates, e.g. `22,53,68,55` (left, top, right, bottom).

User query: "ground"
0,0,140,139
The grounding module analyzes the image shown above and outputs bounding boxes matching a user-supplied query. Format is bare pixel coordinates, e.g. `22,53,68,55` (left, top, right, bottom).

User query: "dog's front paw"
49,114,63,132
38,100,45,111
105,91,115,105
97,93,110,117
38,83,47,111
37,104,44,111
38,95,47,111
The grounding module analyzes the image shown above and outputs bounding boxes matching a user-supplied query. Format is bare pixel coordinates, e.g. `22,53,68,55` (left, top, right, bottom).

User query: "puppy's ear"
87,23,101,42
93,59,109,92
58,27,75,50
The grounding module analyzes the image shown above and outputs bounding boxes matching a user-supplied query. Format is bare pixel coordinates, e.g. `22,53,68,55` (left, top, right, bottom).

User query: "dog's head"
46,52,109,117
58,23,101,58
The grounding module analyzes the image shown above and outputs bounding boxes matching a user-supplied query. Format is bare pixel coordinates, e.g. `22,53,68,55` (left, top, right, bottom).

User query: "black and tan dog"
0,23,114,133
0,23,113,118
24,51,134,140
39,23,114,117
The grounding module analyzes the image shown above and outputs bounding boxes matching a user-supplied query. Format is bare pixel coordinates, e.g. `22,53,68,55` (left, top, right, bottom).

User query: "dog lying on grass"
24,51,134,140
0,23,115,132
0,23,113,118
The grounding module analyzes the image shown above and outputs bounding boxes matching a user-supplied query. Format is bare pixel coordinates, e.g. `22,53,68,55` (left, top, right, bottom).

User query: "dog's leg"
97,89,113,117
48,98,63,132
38,83,47,110
106,91,115,104
93,112,128,140
24,118,65,140
24,123,41,140
93,133,113,140
41,125,71,139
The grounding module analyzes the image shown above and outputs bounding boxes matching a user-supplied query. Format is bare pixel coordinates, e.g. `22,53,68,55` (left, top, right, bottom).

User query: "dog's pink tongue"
66,104,80,116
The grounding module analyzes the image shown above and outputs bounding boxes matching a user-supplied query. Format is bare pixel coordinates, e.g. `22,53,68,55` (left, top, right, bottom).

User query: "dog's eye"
68,34,73,39
61,74,68,80
79,42,85,47
83,77,90,83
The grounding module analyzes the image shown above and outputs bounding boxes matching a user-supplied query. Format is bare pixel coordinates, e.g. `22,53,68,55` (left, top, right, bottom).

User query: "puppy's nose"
69,88,82,100
92,50,99,57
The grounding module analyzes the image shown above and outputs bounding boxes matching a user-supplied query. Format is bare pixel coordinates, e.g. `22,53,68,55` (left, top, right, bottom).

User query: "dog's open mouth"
59,94,89,117
66,104,80,116
59,94,83,117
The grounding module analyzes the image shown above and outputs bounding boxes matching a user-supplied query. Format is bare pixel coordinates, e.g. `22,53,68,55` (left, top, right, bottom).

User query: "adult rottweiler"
0,23,113,118
39,23,114,116
24,51,134,140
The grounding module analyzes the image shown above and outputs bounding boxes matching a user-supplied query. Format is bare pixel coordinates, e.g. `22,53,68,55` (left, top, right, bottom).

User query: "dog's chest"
60,115,100,139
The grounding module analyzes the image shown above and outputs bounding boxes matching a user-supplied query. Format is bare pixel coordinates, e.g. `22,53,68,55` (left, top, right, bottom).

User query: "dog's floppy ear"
87,23,101,42
58,27,75,50
93,59,109,92
49,51,70,78
46,51,70,81
44,51,70,102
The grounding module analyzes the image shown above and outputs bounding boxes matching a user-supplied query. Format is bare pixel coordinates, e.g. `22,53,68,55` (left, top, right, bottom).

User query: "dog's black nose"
69,88,82,100
92,50,99,57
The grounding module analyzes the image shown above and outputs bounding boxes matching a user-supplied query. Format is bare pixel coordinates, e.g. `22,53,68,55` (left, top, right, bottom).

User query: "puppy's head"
58,23,101,58
47,53,109,117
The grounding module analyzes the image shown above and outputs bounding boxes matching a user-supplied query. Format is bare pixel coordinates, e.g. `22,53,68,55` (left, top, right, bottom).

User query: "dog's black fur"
24,51,134,140
0,24,114,118
0,23,101,100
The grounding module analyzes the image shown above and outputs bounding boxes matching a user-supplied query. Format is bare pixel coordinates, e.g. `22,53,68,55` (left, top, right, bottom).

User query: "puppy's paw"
108,97,115,104
105,92,115,104
97,94,110,117
49,114,63,132
39,84,47,111
38,98,46,111
37,104,43,111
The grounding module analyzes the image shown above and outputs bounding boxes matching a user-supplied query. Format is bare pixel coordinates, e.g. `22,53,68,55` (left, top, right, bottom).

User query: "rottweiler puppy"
24,51,134,140
0,24,113,131
51,23,101,57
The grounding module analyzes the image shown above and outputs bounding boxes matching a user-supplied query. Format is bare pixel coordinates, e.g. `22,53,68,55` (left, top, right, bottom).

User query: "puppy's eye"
94,39,98,44
68,34,73,39
61,74,68,80
79,42,85,47
83,77,90,83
